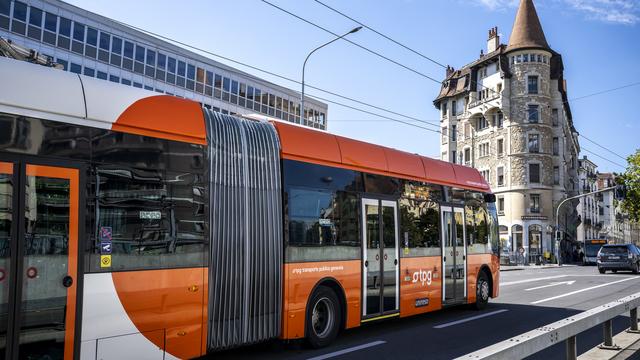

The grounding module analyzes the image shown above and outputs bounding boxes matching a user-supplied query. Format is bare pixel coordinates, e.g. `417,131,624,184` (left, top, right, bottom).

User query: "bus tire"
474,271,490,310
306,286,341,349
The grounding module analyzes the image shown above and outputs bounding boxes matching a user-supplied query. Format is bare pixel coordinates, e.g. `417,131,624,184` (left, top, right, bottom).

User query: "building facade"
434,0,580,264
576,156,601,242
0,0,328,129
597,173,618,242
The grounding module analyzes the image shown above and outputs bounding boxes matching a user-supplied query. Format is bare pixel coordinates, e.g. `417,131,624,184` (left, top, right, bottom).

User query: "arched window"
512,225,523,253
529,224,542,255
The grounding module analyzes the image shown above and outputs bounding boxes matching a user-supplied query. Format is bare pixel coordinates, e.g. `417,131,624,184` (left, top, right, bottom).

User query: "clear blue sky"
67,0,640,173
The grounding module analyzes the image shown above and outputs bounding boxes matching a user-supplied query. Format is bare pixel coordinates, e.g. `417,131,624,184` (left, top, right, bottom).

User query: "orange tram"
0,57,499,359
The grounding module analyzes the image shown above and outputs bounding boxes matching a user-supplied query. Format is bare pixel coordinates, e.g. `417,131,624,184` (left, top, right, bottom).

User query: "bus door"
362,198,399,318
441,206,467,304
0,160,80,360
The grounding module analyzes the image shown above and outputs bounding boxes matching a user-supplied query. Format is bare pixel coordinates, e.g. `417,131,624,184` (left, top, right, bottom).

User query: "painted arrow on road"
525,280,576,291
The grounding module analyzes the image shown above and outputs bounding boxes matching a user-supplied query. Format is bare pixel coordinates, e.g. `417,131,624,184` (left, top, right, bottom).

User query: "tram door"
0,160,80,360
362,199,399,318
441,206,467,303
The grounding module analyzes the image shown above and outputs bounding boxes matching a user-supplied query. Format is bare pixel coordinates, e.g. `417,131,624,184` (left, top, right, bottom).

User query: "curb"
500,264,579,272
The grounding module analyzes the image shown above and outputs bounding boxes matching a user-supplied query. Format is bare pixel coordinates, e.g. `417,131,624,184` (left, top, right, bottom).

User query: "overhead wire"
267,0,632,167
107,6,629,169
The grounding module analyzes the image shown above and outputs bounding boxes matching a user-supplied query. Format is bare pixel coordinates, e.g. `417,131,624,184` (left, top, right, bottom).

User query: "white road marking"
433,309,509,329
307,341,387,360
501,275,568,286
531,277,640,304
525,280,576,291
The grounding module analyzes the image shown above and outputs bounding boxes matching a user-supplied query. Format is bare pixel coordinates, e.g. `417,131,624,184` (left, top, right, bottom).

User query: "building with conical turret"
434,0,581,264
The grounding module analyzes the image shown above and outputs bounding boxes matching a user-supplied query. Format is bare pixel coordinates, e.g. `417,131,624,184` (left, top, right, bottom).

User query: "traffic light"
615,185,627,200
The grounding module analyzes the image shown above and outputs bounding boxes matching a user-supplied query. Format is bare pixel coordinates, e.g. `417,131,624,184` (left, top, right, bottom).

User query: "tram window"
286,187,359,262
364,173,400,195
465,193,490,254
399,198,441,257
283,160,362,192
487,202,500,256
91,167,206,271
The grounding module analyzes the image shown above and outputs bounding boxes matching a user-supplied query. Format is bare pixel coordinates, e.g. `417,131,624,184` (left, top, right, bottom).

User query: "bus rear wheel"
306,286,341,349
474,271,490,310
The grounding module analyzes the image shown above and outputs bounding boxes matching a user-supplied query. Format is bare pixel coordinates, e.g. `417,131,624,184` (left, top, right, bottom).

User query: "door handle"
188,285,199,292
364,260,369,267
62,275,73,288
394,259,398,265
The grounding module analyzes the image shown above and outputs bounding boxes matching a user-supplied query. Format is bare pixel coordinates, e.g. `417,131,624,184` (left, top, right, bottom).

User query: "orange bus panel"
422,158,458,187
112,95,207,145
273,122,342,165
0,161,13,174
282,260,361,339
452,165,491,191
271,121,491,192
112,267,206,359
384,148,426,180
336,136,388,172
399,256,442,317
466,254,501,304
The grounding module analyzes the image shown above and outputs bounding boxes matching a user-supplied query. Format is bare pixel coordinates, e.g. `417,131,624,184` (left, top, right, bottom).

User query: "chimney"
487,26,499,53
446,65,454,77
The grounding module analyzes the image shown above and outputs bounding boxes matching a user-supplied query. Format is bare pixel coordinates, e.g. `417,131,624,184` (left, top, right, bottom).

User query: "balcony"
467,93,502,115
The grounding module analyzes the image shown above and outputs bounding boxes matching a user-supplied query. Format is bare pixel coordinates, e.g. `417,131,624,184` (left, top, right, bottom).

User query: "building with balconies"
434,0,580,264
577,156,600,243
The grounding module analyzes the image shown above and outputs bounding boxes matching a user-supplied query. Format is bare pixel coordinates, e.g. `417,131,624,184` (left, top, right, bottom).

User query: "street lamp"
300,26,362,124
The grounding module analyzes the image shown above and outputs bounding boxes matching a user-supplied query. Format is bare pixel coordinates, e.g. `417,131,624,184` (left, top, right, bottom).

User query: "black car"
597,244,640,274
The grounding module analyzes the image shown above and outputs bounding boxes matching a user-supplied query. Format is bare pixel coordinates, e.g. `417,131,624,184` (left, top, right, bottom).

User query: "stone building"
597,173,618,242
433,0,580,264
576,156,601,242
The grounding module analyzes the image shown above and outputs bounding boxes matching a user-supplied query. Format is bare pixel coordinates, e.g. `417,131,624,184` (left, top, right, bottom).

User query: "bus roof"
0,56,206,144
272,120,490,192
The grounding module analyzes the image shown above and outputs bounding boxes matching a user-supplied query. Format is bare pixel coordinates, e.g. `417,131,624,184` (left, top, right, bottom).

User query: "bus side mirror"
484,193,496,203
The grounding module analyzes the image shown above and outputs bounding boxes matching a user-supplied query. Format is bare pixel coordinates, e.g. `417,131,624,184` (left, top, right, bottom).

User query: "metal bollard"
599,319,620,350
604,319,614,347
566,335,577,360
631,308,639,332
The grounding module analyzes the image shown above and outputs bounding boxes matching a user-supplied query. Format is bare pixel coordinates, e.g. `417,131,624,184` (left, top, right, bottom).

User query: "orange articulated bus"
0,57,499,359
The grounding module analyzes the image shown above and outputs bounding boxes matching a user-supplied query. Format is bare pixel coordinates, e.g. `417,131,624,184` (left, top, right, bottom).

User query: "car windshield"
600,246,628,255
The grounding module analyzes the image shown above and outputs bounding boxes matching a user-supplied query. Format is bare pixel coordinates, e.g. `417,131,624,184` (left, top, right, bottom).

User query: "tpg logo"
412,269,432,286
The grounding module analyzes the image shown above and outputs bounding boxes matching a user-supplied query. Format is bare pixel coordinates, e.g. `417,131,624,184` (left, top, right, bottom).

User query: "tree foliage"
619,149,640,222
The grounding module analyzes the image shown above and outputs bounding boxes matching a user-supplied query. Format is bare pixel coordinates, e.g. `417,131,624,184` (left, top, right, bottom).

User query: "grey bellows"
204,110,283,350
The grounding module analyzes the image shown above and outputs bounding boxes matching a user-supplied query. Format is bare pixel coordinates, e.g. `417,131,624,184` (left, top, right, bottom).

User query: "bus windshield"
585,244,603,257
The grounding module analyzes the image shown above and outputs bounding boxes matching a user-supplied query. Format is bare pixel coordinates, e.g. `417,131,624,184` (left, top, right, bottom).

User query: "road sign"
99,226,112,242
100,242,112,254
100,255,112,268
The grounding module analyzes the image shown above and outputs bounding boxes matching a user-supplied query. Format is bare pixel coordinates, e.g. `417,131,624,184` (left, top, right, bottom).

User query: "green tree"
619,149,640,222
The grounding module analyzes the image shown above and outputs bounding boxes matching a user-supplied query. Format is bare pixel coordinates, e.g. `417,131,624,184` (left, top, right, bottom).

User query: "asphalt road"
209,265,640,360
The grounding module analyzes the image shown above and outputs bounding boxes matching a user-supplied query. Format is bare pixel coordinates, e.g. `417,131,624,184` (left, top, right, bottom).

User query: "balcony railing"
468,92,501,109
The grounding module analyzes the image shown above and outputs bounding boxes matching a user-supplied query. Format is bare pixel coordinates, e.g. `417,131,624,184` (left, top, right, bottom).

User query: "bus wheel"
474,271,490,310
306,286,341,348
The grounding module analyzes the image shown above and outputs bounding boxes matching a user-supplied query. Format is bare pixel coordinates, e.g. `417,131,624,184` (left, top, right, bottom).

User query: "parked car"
597,244,640,274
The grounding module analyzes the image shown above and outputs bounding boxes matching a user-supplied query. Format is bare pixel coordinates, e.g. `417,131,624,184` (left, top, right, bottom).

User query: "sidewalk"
580,329,640,360
500,263,579,271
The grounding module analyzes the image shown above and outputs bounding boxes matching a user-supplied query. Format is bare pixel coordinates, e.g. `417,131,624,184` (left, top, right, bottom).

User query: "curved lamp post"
300,26,362,124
